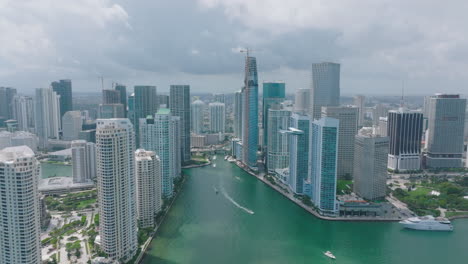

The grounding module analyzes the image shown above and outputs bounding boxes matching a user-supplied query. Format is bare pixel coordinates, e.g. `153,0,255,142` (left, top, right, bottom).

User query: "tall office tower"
0,146,41,264
234,90,243,138
134,86,158,146
387,109,423,171
128,93,135,123
191,99,205,134
321,106,358,179
242,56,259,169
283,113,310,194
294,88,310,114
62,111,82,141
267,109,290,173
96,119,138,261
310,117,339,215
353,95,366,126
135,149,161,228
102,89,120,104
98,104,125,118
354,131,389,200
309,62,340,120
170,85,191,162
213,93,225,103
34,88,61,149
115,84,127,117
209,102,226,133
426,94,467,168
262,82,286,147
12,95,35,132
51,79,72,118
372,104,389,125
0,87,17,120
140,109,180,197
71,140,96,183
157,94,169,108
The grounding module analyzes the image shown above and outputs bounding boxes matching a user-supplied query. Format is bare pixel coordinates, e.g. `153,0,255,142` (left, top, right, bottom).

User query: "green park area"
45,190,97,212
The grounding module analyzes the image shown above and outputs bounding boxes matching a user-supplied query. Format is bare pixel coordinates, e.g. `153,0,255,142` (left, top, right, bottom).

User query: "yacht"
212,163,217,168
399,215,453,231
324,251,336,259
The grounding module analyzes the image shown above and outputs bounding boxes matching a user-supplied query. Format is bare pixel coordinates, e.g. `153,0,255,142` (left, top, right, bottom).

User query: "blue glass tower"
262,82,285,147
242,56,259,169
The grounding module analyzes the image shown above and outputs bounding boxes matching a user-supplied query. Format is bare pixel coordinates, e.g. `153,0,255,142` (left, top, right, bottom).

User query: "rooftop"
0,146,35,162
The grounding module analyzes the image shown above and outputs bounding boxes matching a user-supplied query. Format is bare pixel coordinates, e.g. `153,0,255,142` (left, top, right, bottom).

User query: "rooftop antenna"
100,76,104,90
400,80,405,108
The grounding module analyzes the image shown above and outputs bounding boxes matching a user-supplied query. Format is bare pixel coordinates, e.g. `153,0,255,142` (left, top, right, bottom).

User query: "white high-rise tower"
209,102,225,133
71,140,96,183
34,88,61,149
191,99,205,134
96,119,138,262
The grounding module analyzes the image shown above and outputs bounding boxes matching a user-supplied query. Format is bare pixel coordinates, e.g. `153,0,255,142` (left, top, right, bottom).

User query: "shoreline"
231,159,400,222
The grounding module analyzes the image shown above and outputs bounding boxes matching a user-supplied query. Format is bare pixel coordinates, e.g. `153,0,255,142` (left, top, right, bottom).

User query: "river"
142,157,468,264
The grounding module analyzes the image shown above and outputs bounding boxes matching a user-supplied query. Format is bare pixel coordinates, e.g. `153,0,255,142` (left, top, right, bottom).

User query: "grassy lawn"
408,187,431,196
337,180,352,195
77,199,96,210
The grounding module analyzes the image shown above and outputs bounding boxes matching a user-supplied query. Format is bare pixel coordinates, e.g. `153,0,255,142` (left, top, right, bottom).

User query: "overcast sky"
1,0,468,95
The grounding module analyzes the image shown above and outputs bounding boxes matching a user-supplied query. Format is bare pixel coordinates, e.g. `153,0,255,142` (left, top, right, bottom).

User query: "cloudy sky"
1,0,468,95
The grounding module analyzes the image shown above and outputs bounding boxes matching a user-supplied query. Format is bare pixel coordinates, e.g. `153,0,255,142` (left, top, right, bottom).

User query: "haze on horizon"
1,0,468,96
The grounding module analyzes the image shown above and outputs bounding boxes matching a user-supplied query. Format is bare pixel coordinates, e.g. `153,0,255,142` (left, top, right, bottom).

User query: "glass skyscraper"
262,82,285,147
170,85,191,163
310,63,340,120
51,79,72,118
242,56,259,169
134,85,158,146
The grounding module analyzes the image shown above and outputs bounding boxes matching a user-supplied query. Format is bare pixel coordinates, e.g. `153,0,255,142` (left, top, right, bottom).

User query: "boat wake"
220,187,254,215
234,176,242,181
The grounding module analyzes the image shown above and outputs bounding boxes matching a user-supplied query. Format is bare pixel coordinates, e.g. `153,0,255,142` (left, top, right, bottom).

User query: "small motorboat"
213,186,219,194
324,251,336,260
212,164,217,168
224,156,228,160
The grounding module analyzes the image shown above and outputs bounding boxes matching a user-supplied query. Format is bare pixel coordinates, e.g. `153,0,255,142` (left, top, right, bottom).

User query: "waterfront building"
262,82,286,147
309,62,340,120
209,102,225,133
354,131,389,200
140,109,180,197
34,88,61,149
62,111,82,141
115,84,127,117
387,109,423,171
134,85,158,146
283,113,310,194
191,134,206,148
98,103,125,119
353,95,366,126
12,95,35,132
191,99,205,134
234,90,243,138
267,109,291,173
96,119,138,261
0,146,41,264
71,140,96,183
135,149,161,228
51,79,72,119
0,87,17,120
294,88,310,114
310,117,339,215
170,85,191,163
321,106,358,179
426,94,467,168
102,89,121,104
242,56,259,169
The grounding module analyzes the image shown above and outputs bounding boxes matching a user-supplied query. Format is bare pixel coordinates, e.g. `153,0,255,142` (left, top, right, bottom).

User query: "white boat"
212,164,217,168
224,156,228,160
213,155,217,160
324,251,336,259
399,215,453,231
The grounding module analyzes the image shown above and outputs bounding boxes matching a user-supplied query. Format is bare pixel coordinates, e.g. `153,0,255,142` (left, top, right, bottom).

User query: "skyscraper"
353,95,365,126
242,56,259,169
0,87,17,120
426,94,466,168
34,88,61,149
283,113,310,194
115,84,127,117
310,117,339,215
102,89,121,104
51,79,72,118
0,146,41,264
135,149,161,228
321,106,358,179
353,131,389,201
310,62,340,120
191,99,205,134
262,82,286,147
234,90,243,138
170,85,191,163
294,88,310,114
12,95,35,132
98,104,125,119
134,85,158,146
157,94,169,108
140,109,180,197
267,109,291,173
387,109,424,171
213,93,225,103
62,111,82,141
209,102,225,133
71,140,96,183
96,119,138,261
